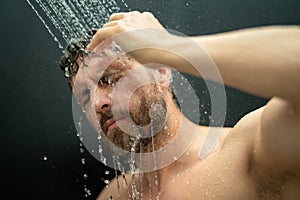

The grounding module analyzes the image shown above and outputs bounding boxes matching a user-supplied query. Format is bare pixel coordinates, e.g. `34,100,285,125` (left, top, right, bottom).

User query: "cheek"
128,88,145,111
129,88,153,123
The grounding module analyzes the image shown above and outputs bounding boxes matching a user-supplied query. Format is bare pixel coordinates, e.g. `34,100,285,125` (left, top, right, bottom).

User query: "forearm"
90,11,300,101
155,26,300,102
198,26,300,101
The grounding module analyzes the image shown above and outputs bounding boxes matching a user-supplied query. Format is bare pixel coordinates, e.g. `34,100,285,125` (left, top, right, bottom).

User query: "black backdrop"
1,0,299,199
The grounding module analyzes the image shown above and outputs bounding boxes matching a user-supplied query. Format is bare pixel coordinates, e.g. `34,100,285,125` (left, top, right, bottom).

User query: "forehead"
70,42,136,85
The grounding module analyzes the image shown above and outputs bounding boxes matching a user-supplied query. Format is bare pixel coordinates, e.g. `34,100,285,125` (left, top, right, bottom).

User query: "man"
60,11,300,199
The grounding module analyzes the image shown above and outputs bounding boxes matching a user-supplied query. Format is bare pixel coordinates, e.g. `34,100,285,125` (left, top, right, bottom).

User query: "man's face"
71,42,167,153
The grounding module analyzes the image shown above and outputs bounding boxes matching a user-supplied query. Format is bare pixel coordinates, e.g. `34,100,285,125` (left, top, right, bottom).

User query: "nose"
93,88,112,114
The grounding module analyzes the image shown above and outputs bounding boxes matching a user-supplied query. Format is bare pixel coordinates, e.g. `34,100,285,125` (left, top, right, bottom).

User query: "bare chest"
157,147,257,200
156,131,298,200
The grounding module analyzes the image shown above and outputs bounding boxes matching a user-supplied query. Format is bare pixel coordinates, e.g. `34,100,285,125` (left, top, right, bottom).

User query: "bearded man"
59,11,300,200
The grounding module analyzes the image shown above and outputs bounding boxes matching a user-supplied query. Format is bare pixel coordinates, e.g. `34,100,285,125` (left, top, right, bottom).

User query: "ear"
156,67,172,88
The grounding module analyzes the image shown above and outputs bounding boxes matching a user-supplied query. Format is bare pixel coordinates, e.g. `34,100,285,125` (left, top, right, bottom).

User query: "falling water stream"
26,1,209,199
26,0,121,51
26,0,139,198
130,140,139,199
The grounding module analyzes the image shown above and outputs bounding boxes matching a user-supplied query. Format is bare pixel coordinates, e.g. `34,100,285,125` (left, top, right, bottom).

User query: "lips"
102,118,116,133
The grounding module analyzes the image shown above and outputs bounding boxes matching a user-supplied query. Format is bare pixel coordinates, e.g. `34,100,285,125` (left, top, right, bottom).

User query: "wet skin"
73,51,300,199
71,22,300,199
99,100,300,200
71,43,174,154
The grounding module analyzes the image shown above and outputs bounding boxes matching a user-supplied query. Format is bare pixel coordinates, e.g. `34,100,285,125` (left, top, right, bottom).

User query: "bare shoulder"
96,173,132,200
252,97,300,179
96,178,117,200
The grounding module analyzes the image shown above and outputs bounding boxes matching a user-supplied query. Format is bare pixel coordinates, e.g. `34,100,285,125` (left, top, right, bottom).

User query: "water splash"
77,117,83,141
130,139,139,199
150,120,161,200
26,0,122,51
112,156,121,197
120,162,131,198
120,0,130,10
97,132,107,165
26,0,64,49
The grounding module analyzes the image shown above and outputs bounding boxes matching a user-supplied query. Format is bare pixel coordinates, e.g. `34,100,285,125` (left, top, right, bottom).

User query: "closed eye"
98,73,125,87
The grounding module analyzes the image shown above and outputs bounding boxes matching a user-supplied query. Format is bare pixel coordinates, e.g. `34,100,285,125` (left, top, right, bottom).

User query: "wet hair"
58,32,177,103
58,30,97,79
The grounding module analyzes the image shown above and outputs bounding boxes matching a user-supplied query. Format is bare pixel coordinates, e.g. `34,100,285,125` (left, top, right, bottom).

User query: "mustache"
100,110,113,128
99,109,128,129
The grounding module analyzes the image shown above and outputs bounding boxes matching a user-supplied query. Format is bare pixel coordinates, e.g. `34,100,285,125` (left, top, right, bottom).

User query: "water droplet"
104,179,110,185
78,121,82,129
43,155,48,161
83,173,88,180
64,70,70,78
84,187,92,196
27,0,121,50
105,170,110,175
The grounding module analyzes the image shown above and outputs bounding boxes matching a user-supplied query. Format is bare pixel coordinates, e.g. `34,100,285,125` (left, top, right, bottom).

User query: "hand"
87,11,174,64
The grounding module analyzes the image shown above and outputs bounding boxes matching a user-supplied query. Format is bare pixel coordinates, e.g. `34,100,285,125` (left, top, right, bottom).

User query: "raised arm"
192,26,300,102
89,11,300,193
88,11,300,102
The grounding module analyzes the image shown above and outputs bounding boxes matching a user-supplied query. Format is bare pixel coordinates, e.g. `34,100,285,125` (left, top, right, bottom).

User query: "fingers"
142,11,154,18
87,10,156,51
103,21,119,28
87,27,117,51
109,10,142,21
87,12,128,50
109,12,126,21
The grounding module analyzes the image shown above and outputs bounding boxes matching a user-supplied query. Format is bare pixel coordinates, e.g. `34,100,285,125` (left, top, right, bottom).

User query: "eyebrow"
101,71,115,79
99,69,126,83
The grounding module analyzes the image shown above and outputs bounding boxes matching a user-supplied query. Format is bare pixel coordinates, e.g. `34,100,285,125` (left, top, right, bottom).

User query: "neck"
136,118,205,198
139,110,206,189
134,91,209,192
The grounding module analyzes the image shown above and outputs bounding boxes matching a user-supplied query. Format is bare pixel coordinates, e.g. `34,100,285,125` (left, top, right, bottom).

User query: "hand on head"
87,11,172,64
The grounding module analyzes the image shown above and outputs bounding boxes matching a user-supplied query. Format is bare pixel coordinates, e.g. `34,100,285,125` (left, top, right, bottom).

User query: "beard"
99,83,167,153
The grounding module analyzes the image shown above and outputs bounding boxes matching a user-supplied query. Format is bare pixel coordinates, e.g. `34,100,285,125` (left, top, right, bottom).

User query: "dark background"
0,0,299,199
